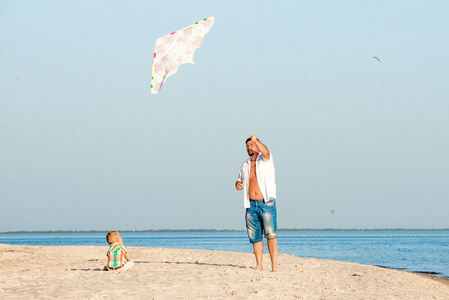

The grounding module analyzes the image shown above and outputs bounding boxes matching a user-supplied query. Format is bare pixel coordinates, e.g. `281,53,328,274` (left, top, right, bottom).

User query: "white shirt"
237,152,276,208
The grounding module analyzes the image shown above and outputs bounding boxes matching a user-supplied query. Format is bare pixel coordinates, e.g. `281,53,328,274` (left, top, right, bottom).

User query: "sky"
1,0,449,231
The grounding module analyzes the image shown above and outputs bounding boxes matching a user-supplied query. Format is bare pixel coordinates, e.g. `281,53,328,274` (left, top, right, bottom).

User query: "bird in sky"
372,56,381,63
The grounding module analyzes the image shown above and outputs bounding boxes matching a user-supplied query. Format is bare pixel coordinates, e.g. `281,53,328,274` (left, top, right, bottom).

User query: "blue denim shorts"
245,199,278,243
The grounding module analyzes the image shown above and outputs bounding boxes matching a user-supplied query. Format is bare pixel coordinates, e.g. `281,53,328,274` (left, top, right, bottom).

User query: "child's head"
106,231,123,245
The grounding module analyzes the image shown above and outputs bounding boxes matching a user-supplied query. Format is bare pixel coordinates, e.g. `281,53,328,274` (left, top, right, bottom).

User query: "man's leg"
246,201,264,270
260,199,278,271
253,241,264,270
267,237,278,271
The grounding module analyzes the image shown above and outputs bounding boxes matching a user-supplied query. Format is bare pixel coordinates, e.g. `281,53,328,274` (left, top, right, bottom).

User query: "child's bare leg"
118,261,134,272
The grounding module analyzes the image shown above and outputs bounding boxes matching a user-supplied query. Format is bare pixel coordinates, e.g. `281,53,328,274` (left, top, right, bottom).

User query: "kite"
151,16,215,94
372,56,381,63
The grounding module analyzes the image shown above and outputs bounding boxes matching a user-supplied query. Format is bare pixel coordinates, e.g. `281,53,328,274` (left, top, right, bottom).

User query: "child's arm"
121,246,131,261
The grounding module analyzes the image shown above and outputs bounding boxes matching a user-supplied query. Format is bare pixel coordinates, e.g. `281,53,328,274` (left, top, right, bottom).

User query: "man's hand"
249,134,270,160
235,181,244,190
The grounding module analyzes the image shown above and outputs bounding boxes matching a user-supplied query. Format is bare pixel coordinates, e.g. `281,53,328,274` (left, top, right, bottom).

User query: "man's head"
106,231,123,245
246,137,260,157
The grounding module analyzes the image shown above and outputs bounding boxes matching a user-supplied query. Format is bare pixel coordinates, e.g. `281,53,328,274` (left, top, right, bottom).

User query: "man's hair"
106,231,119,244
246,137,260,144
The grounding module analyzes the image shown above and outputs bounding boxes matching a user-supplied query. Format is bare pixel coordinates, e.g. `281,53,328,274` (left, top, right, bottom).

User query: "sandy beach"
1,243,449,299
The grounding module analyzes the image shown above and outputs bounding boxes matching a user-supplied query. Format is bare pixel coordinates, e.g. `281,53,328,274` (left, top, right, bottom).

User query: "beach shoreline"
1,243,449,299
414,272,449,286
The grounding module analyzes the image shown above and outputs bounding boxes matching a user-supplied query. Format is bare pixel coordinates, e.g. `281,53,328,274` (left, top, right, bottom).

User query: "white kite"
151,16,215,94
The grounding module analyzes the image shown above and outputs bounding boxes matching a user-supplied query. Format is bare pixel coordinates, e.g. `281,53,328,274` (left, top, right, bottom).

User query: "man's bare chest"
249,162,257,177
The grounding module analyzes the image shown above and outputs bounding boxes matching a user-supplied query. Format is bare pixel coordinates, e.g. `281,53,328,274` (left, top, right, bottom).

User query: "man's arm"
236,164,245,190
235,180,243,190
251,134,270,160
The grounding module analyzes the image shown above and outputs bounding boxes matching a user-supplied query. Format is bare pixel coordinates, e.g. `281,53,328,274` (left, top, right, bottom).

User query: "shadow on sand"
135,260,247,269
69,260,247,271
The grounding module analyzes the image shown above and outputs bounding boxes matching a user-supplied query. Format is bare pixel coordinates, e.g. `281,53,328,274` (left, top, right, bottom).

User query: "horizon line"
2,228,449,234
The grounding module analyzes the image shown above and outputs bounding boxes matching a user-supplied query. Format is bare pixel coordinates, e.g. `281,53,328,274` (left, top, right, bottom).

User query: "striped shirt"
107,243,129,268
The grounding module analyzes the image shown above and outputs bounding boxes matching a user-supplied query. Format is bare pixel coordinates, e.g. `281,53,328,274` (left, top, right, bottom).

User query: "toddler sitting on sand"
104,231,134,272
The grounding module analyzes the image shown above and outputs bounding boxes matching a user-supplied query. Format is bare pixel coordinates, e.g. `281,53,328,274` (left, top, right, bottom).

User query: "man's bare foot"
271,266,278,272
255,266,263,270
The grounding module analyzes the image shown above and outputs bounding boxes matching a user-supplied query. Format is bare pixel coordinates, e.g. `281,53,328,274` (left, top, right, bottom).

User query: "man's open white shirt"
238,152,276,208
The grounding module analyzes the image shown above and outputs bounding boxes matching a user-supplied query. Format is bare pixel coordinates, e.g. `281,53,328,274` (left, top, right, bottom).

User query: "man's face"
246,141,259,157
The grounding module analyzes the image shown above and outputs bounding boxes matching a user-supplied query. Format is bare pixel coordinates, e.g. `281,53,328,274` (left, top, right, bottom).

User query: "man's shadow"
135,260,247,269
69,260,247,271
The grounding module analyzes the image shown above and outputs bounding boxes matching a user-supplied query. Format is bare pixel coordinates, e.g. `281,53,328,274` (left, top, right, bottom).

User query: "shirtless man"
236,134,278,271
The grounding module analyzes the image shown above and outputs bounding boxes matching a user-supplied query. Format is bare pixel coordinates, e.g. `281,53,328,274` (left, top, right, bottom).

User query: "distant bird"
372,56,381,63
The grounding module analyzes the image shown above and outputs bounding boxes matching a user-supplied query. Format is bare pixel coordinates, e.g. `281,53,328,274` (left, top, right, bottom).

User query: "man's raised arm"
251,134,270,160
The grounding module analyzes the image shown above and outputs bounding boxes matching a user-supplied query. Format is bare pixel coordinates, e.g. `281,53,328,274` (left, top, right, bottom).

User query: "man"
235,134,278,271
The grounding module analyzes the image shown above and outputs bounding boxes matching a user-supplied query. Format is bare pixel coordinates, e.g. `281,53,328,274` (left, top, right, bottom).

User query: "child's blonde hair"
106,231,120,244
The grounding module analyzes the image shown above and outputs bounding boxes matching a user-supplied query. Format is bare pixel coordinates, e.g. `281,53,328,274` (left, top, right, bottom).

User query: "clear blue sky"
1,0,449,231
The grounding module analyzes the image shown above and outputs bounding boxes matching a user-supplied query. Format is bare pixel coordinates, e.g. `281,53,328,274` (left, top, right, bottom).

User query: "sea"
1,230,448,279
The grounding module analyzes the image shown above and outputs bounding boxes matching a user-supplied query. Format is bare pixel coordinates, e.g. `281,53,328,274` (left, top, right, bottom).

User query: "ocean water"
1,230,448,278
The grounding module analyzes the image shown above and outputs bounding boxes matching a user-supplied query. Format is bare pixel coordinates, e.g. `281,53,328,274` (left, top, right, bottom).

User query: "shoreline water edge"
2,230,449,279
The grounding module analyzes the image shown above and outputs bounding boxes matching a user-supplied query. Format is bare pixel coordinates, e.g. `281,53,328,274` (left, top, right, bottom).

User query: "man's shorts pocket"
265,198,276,207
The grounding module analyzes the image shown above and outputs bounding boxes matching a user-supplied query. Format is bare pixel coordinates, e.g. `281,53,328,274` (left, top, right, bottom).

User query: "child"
104,231,134,271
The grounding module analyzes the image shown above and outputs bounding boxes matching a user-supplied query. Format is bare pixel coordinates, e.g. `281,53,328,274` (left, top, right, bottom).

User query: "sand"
1,243,449,299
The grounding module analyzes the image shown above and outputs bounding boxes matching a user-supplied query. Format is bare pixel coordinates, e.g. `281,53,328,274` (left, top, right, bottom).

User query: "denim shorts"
245,198,278,243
